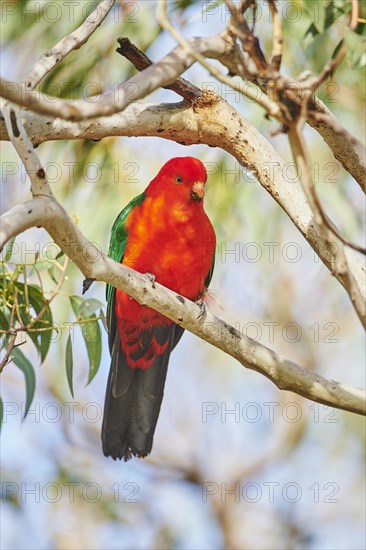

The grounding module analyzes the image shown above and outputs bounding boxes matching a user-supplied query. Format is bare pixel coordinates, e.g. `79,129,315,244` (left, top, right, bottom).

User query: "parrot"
85,157,216,461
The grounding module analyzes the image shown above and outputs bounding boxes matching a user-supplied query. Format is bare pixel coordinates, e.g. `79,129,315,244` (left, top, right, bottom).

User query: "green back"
106,192,146,335
204,252,215,289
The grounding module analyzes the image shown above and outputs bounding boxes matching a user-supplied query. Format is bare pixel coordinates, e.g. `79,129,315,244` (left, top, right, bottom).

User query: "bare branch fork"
1,96,365,324
1,96,365,326
1,28,365,323
115,38,366,317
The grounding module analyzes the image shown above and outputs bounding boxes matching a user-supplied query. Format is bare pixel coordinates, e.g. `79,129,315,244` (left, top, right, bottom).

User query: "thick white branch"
1,197,365,416
309,100,366,193
1,101,52,197
1,98,364,321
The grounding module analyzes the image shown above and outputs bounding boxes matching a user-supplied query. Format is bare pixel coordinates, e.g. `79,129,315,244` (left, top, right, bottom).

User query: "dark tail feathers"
102,326,183,460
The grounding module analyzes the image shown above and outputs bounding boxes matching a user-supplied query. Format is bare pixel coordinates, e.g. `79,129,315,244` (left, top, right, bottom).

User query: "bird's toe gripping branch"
144,272,156,288
195,299,207,321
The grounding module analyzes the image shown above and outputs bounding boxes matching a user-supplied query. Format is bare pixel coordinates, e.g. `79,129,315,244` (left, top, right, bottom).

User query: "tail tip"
102,442,150,461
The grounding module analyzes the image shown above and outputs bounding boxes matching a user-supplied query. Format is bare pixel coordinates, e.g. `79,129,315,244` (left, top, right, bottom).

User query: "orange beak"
191,181,205,201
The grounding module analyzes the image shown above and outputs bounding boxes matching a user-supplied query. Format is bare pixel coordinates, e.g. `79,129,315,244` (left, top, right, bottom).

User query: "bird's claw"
145,272,156,288
196,299,207,320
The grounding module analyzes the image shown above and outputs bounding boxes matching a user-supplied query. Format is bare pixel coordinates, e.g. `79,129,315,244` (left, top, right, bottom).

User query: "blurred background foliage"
0,1,365,549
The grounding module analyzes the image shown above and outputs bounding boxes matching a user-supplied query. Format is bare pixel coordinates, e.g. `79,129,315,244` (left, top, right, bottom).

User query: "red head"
146,157,208,204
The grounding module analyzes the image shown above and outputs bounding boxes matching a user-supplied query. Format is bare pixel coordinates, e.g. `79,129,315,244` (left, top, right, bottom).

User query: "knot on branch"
192,90,220,112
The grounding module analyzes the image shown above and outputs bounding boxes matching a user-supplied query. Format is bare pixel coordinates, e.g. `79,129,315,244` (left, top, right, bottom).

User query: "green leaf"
303,0,328,33
332,38,344,60
13,284,32,335
344,28,366,69
13,281,52,362
69,295,85,317
0,396,3,432
70,296,102,384
12,347,36,419
48,264,58,284
27,285,53,363
4,237,16,261
0,309,10,332
303,22,319,49
81,319,102,384
79,298,104,318
55,250,65,260
65,334,74,398
30,260,54,274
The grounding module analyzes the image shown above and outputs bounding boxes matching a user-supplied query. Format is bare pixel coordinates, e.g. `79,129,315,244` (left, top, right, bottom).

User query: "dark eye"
175,176,183,183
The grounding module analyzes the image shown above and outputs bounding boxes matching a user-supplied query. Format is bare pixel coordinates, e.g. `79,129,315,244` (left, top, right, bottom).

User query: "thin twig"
308,43,347,94
116,37,202,101
0,300,17,372
267,0,283,71
23,0,115,91
1,100,52,197
288,100,366,327
350,0,359,30
156,1,279,117
1,32,279,120
0,315,104,336
289,93,365,256
0,332,16,372
225,0,268,72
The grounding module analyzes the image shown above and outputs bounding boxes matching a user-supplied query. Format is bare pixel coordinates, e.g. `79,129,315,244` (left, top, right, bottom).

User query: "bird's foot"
195,298,207,321
145,272,156,288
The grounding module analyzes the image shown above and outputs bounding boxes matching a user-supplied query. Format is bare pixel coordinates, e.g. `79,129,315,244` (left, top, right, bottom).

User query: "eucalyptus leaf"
30,260,54,275
27,285,53,363
4,237,16,262
65,334,74,398
12,347,36,419
69,295,85,318
79,298,104,318
81,319,102,384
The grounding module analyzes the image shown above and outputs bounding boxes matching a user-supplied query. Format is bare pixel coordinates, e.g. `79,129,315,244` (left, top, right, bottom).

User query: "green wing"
204,249,215,289
106,192,145,347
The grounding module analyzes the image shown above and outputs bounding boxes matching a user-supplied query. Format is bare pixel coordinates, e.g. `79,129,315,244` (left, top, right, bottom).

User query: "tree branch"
308,100,366,193
116,37,202,101
1,98,364,323
288,102,366,326
22,0,116,91
267,0,283,71
225,0,268,72
1,197,365,416
0,34,244,121
156,1,278,116
1,101,53,197
2,21,364,194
